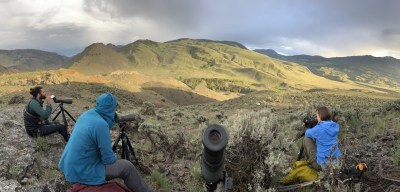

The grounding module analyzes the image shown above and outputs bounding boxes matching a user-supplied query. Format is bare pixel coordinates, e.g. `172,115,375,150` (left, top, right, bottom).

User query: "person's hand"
45,95,52,104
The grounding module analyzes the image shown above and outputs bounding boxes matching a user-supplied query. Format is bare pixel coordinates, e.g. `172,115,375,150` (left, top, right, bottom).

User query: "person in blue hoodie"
304,106,341,170
58,93,152,192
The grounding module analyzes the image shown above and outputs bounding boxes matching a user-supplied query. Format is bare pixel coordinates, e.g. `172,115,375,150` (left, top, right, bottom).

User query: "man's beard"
39,95,46,100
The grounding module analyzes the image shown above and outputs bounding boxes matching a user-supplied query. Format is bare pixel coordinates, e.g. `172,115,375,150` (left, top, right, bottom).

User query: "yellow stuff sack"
280,160,319,184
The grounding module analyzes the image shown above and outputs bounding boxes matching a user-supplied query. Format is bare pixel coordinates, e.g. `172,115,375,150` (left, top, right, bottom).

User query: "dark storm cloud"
199,0,400,56
1,0,400,57
4,21,92,56
79,0,400,56
24,23,92,56
82,0,205,33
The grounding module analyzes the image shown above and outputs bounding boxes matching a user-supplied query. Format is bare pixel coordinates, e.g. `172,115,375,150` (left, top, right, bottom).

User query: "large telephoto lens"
51,95,73,104
115,113,138,123
201,124,229,184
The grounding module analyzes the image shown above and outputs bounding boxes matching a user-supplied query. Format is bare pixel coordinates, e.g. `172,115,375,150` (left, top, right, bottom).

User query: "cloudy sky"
1,0,400,57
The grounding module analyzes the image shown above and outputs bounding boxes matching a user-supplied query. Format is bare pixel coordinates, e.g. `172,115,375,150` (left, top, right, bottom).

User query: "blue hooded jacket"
305,120,341,165
58,93,118,185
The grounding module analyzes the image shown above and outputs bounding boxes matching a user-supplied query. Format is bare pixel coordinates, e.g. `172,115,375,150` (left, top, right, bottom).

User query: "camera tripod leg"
112,133,123,152
125,135,138,163
113,123,138,163
52,110,62,122
206,182,218,192
61,108,68,128
122,137,128,160
52,104,75,129
64,109,76,122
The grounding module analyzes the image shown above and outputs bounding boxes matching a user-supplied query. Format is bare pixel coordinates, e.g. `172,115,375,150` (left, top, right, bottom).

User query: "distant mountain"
2,39,399,93
69,43,132,75
0,49,69,72
255,49,400,88
254,49,287,60
70,38,372,92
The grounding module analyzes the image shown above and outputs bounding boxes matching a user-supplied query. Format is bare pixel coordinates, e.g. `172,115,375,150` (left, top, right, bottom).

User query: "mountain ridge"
0,49,69,72
255,49,400,88
68,43,132,74
65,39,398,93
1,39,400,94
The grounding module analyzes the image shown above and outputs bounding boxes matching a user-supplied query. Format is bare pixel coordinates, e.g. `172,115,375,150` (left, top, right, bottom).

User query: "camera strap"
25,99,44,124
25,100,34,115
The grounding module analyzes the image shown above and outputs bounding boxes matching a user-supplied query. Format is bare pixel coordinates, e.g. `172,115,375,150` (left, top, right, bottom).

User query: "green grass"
44,168,58,180
151,170,172,192
392,141,400,165
35,136,49,151
7,164,20,180
186,161,203,192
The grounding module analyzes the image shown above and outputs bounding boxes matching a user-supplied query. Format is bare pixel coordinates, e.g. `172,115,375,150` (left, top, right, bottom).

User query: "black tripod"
112,122,138,163
206,171,233,192
52,103,76,128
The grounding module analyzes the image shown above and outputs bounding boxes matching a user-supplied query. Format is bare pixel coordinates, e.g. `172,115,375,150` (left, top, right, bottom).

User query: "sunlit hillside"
256,49,400,89
68,39,399,94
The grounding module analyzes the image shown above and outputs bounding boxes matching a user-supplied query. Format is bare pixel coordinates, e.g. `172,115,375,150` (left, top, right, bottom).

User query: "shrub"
8,95,25,105
140,101,156,116
223,108,297,191
392,141,400,166
384,100,400,112
151,170,172,192
180,78,254,93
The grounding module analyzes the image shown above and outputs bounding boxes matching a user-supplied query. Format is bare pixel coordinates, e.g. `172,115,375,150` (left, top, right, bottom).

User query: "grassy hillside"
0,69,237,108
2,39,400,102
105,39,378,92
69,43,133,75
1,82,398,191
0,49,69,72
255,49,400,88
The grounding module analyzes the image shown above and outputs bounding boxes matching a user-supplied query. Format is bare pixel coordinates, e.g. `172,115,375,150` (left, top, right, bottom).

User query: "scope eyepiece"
51,95,73,104
201,124,229,184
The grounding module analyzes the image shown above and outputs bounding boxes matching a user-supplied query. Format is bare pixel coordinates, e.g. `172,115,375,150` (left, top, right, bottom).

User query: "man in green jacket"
23,86,69,142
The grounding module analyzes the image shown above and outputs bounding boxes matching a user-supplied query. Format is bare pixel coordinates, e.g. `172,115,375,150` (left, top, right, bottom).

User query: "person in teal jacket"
304,106,341,170
58,93,152,192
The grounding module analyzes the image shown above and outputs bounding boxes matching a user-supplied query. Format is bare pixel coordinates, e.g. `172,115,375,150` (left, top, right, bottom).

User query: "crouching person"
58,93,152,192
281,106,341,184
304,106,341,170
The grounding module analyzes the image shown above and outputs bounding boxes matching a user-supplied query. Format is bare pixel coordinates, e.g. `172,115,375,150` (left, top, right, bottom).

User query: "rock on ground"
0,107,69,192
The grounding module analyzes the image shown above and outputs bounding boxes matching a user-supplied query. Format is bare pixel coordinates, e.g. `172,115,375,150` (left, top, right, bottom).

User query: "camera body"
303,116,318,129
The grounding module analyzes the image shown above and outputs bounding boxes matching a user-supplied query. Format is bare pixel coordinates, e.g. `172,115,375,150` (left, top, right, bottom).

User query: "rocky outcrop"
0,108,69,192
